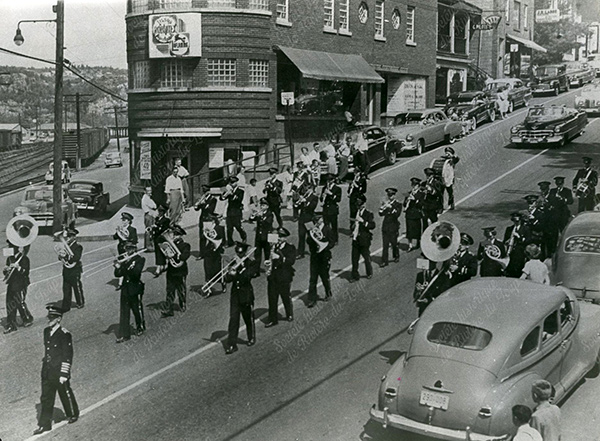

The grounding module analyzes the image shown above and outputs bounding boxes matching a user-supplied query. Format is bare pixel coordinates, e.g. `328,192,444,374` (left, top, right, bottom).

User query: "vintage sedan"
575,82,600,115
370,278,600,441
445,91,497,130
483,78,532,113
530,64,569,96
510,105,587,147
67,179,110,213
104,151,123,168
386,109,462,155
565,61,595,88
13,185,77,227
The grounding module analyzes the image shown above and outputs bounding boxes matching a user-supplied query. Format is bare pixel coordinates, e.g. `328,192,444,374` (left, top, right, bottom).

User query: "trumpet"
221,186,233,200
250,206,269,220
194,192,210,210
294,189,313,208
379,199,395,214
114,248,146,266
115,222,129,241
54,233,76,269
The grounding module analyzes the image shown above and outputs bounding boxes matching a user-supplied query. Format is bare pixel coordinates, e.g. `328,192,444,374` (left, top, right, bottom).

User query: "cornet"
115,221,130,241
294,189,313,208
379,199,395,213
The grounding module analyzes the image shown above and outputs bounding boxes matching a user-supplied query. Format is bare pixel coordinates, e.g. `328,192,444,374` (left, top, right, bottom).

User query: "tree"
534,20,589,64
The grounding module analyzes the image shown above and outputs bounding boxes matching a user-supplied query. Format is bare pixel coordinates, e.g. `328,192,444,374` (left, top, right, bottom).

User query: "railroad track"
0,145,54,195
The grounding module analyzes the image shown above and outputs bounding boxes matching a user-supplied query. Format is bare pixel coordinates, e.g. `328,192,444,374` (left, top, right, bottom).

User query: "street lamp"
14,1,64,232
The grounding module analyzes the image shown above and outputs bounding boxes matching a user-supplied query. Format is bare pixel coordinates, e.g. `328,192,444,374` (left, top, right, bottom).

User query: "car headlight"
511,126,519,134
406,135,413,142
14,207,28,216
554,126,561,133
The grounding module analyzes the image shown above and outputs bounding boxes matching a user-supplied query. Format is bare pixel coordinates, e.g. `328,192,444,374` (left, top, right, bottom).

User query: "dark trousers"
267,279,293,323
226,215,246,246
578,195,595,213
349,200,358,229
382,231,399,264
308,253,332,302
203,251,222,283
297,220,307,256
165,275,186,313
62,272,84,311
352,240,373,279
227,298,254,347
119,293,143,339
422,208,438,226
144,214,155,251
254,238,271,267
38,376,79,428
324,213,338,243
444,185,455,208
270,204,283,228
6,286,33,328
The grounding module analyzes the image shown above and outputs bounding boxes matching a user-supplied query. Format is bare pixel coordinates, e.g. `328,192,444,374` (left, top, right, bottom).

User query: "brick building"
125,0,437,206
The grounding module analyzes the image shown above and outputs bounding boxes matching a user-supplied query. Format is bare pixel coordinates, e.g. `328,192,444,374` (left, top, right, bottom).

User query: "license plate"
526,138,539,143
420,390,449,410
76,203,89,209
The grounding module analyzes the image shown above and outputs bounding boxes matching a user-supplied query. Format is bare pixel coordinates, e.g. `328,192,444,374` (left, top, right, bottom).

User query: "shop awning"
277,46,384,84
507,33,547,53
137,127,222,138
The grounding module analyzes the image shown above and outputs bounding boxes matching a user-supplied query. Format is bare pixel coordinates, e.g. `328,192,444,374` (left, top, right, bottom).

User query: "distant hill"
0,65,127,129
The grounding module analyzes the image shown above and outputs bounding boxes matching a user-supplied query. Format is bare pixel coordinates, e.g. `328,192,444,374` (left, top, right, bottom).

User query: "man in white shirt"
141,186,157,252
165,167,184,224
299,147,312,168
174,158,190,207
511,405,543,441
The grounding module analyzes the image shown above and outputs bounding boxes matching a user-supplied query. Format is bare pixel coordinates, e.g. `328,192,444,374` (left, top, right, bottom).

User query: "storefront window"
454,12,469,55
249,0,269,10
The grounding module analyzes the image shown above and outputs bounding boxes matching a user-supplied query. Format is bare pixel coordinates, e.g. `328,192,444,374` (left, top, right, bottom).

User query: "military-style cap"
423,167,435,175
157,204,168,213
170,225,186,236
234,241,249,254
583,156,593,163
537,181,551,188
356,194,367,204
444,147,456,155
531,379,553,401
65,227,79,237
410,177,422,184
460,233,474,246
510,211,523,219
47,305,64,319
524,194,539,202
269,167,278,174
277,227,290,237
296,161,305,167
312,212,324,222
259,197,268,205
554,176,565,183
229,176,239,183
121,212,134,221
482,226,496,233
385,188,398,195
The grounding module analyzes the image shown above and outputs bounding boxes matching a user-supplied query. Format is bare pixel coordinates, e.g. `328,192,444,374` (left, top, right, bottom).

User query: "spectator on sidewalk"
520,244,549,285
141,186,157,252
530,380,561,441
174,158,190,207
511,405,542,441
165,167,184,224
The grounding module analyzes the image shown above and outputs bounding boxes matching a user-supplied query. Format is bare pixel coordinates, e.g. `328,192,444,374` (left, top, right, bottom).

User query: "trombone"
114,248,147,266
201,246,256,295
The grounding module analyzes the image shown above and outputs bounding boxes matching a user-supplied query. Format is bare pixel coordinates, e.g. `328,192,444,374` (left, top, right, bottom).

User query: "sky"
0,0,127,69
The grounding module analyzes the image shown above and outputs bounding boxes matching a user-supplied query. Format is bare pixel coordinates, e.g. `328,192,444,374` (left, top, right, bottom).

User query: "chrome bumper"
511,134,563,144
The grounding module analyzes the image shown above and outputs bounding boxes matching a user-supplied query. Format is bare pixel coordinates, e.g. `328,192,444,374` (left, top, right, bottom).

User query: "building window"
131,60,151,89
161,59,192,88
249,60,269,87
513,1,521,29
324,0,335,29
157,0,192,9
207,0,235,7
130,0,147,13
339,0,350,32
406,6,415,43
208,59,237,87
249,0,269,10
505,0,510,23
277,0,289,21
375,1,385,38
524,5,528,29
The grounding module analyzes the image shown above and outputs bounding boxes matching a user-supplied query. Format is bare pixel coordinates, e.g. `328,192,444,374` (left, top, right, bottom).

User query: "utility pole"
53,0,65,232
64,92,92,171
104,105,127,153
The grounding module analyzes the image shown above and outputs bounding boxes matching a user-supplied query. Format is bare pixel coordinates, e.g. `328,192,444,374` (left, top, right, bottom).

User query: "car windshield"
564,235,600,254
25,189,52,201
535,66,559,76
527,107,565,118
69,183,94,190
456,95,480,103
396,112,425,125
427,322,492,351
484,82,510,91
566,63,586,72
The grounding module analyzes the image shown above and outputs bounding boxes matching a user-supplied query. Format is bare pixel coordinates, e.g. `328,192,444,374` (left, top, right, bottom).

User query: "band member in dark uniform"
249,198,274,266
59,228,84,311
295,184,318,259
537,181,559,257
572,156,598,213
379,188,402,267
523,194,547,260
221,176,247,247
291,161,311,221
430,147,460,210
348,171,368,229
477,226,506,277
413,258,452,316
225,242,259,354
265,229,296,326
161,225,191,317
321,174,342,244
33,306,79,435
195,184,218,259
350,194,376,282
307,214,335,307
447,233,478,287
3,242,33,333
113,212,138,290
503,212,532,278
150,205,171,276
264,167,284,230
548,176,574,232
404,177,425,251
422,167,443,226
114,241,146,343
201,215,226,297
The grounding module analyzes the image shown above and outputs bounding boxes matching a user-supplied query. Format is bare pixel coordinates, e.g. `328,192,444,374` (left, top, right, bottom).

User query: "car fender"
377,353,407,415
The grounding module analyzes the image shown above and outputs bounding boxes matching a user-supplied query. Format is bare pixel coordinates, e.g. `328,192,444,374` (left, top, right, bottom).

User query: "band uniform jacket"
4,254,30,291
448,250,478,286
114,254,145,297
414,268,452,307
379,200,402,234
166,239,191,277
404,188,425,220
306,224,336,259
151,215,171,241
224,258,259,305
264,178,283,207
352,208,376,246
292,170,312,192
298,192,319,224
196,196,218,222
42,326,74,382
477,238,506,276
572,167,598,196
526,202,548,233
348,175,368,201
423,177,444,211
62,242,83,274
548,187,574,226
223,187,245,218
250,210,274,242
503,223,532,254
114,226,138,254
268,241,297,284
321,183,342,216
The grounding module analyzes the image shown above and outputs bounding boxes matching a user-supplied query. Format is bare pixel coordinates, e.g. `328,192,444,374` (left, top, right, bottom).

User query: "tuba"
159,229,183,268
3,215,38,282
309,225,328,253
53,232,76,269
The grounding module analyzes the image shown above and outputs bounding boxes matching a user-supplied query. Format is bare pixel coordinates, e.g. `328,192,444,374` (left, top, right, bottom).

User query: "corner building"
125,0,437,206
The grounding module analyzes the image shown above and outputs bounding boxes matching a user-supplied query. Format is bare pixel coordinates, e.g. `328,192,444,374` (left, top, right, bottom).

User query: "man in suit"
295,184,318,259
348,171,368,229
249,198,274,267
379,188,402,267
114,241,145,343
447,233,478,287
221,176,247,247
161,225,191,317
549,176,574,232
264,167,284,230
321,174,342,244
307,214,336,307
201,215,226,298
572,156,598,213
113,212,138,290
504,212,532,278
3,242,33,333
265,229,296,326
477,226,506,277
350,194,376,282
60,228,85,311
225,242,259,354
33,306,79,435
422,167,443,226
195,184,218,259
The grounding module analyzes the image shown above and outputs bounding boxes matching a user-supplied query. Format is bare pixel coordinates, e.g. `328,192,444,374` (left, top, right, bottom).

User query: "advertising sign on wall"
535,9,560,23
140,141,152,180
149,13,202,58
589,25,599,54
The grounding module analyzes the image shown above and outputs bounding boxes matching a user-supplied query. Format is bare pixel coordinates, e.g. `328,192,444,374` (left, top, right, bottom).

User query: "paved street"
2,88,600,441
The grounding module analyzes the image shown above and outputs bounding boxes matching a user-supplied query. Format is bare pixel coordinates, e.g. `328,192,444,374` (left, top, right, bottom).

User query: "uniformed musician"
523,194,547,260
201,215,226,297
295,184,318,259
306,214,335,307
60,228,84,311
221,176,247,247
150,205,171,276
249,198,274,266
264,167,284,230
348,171,368,229
548,176,574,232
3,242,33,333
379,188,402,267
195,184,218,259
447,233,478,287
224,242,259,354
114,241,146,343
33,306,79,435
537,181,558,257
161,225,191,318
572,156,598,213
404,177,425,251
113,212,138,290
431,147,460,211
422,167,443,226
350,194,376,282
477,226,506,277
321,174,342,244
291,161,311,221
413,257,452,316
265,229,296,327
503,211,531,278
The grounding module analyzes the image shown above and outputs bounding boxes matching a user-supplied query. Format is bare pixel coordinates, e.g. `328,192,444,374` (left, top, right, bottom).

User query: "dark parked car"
565,61,595,88
345,125,399,167
483,78,532,113
445,91,496,130
530,64,569,96
67,179,110,213
510,104,587,147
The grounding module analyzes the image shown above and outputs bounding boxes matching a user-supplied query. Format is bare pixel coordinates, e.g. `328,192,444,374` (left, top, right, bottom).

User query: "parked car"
386,109,462,155
586,54,600,77
553,212,600,300
13,185,77,228
369,278,600,441
67,180,110,213
343,124,399,168
510,104,587,147
575,82,600,115
565,61,595,88
445,91,496,130
483,78,532,113
292,91,343,116
104,151,122,168
45,160,71,184
530,64,569,96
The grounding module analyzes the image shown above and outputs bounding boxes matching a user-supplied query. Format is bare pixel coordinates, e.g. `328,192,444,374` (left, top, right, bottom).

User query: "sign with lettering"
140,141,152,180
149,13,202,58
472,15,501,31
281,92,295,106
535,9,560,23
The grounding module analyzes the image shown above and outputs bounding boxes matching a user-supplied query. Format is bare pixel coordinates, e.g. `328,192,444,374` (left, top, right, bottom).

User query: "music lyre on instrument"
3,215,38,283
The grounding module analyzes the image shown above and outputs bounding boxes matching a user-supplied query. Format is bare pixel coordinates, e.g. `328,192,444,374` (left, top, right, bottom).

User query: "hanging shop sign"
149,13,202,58
472,15,501,31
535,9,560,24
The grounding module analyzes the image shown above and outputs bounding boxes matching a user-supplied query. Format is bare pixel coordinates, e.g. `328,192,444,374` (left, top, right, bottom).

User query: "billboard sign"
535,9,560,23
149,13,202,58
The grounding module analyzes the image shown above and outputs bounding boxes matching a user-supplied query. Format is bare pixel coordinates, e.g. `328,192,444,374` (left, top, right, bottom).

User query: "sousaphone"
420,221,460,262
6,214,39,248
